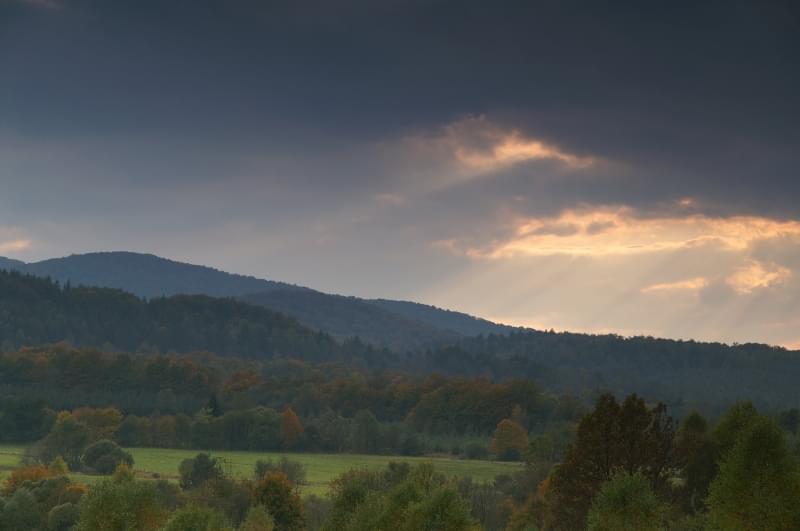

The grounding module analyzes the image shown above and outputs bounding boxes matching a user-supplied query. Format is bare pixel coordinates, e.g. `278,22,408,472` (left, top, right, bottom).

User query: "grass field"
0,445,522,496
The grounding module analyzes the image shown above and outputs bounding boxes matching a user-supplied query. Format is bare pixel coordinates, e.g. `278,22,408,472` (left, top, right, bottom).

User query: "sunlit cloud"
726,260,792,294
641,277,709,294
443,116,597,172
455,206,800,259
393,116,599,191
0,239,32,253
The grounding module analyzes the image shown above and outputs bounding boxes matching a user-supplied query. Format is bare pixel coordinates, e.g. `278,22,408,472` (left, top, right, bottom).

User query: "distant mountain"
240,290,461,351
0,252,513,350
17,252,303,298
368,299,514,337
0,269,345,361
0,257,25,270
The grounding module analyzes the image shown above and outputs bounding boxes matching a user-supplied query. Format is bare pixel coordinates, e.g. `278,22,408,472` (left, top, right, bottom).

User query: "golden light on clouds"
420,116,597,176
452,130,596,171
726,260,792,294
641,277,709,294
0,239,31,253
463,207,800,259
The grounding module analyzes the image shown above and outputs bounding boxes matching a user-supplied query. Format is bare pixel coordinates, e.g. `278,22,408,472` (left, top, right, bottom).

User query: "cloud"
443,116,597,172
0,239,31,253
453,206,800,259
726,260,792,294
392,116,600,192
641,277,709,294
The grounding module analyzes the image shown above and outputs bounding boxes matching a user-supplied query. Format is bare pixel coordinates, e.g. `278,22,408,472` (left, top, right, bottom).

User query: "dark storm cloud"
1,0,798,345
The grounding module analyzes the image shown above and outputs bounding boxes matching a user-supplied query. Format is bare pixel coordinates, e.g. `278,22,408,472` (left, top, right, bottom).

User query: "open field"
0,445,523,496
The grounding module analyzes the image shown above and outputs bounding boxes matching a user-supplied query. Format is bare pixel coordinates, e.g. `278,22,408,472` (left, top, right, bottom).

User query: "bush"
179,453,224,489
47,502,80,531
254,457,306,487
2,465,55,495
76,477,168,531
240,505,275,531
162,505,231,531
253,472,305,531
81,439,134,474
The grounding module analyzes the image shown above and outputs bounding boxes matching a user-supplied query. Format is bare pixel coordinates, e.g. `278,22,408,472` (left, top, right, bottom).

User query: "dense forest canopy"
1,252,513,350
2,269,799,417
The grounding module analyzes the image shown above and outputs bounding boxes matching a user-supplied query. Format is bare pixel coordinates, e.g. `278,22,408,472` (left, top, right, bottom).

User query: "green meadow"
0,445,522,496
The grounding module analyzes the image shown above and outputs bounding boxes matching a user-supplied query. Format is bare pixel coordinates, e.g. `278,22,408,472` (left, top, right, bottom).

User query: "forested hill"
0,251,514,350
425,331,800,414
0,270,360,362
14,251,304,297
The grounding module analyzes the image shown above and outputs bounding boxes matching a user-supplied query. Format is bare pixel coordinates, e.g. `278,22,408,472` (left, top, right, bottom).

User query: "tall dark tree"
543,394,675,531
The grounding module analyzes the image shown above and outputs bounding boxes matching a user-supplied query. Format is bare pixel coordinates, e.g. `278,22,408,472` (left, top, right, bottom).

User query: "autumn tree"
281,407,304,449
76,474,167,531
490,418,529,461
706,416,800,530
253,471,305,531
542,393,675,531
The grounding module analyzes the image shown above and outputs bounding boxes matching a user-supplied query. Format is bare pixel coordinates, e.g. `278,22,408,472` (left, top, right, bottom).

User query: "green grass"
0,445,522,496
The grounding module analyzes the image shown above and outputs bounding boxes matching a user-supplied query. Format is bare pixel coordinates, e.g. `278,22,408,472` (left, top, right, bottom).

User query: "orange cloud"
0,239,31,253
404,116,597,181
726,260,792,294
451,126,596,172
460,207,800,259
641,277,709,294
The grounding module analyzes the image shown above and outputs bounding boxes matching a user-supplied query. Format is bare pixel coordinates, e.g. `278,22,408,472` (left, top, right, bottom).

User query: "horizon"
3,248,798,351
2,0,798,348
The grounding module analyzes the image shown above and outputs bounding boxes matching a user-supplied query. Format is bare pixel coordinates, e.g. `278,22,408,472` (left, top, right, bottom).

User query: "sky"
1,0,799,348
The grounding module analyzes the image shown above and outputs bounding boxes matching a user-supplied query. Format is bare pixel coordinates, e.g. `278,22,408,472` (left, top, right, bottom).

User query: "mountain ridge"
0,251,515,350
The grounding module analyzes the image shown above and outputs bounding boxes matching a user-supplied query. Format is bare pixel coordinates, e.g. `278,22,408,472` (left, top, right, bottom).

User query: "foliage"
586,472,666,531
75,475,168,531
281,408,305,449
240,505,276,531
255,457,307,487
2,464,55,495
542,394,675,531
81,439,134,474
706,416,800,530
489,419,528,461
29,411,94,470
253,471,305,531
324,462,478,531
179,453,224,489
162,504,232,531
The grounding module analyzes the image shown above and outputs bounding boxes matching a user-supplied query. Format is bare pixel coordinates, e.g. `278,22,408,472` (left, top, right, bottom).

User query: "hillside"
368,299,514,337
240,290,460,351
0,270,346,361
19,251,303,297
0,252,512,350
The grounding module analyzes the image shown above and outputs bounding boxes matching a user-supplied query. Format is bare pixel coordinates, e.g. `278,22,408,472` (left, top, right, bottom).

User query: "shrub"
240,505,275,531
253,471,305,531
2,464,55,495
47,502,80,531
81,439,134,474
179,453,224,489
254,457,306,487
162,505,231,531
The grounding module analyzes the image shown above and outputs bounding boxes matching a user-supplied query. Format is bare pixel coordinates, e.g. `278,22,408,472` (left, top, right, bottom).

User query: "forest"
2,270,800,529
